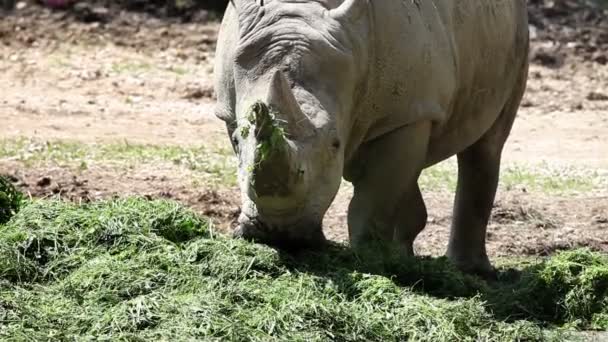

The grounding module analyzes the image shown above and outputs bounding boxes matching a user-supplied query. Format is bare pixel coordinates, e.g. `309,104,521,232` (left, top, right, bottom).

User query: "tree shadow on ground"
277,242,608,329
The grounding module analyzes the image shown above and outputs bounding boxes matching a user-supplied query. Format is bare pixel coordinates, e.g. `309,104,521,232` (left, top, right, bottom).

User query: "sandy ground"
0,3,607,258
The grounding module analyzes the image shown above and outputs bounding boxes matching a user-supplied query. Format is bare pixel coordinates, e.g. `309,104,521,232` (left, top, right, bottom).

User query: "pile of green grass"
0,176,22,225
0,196,607,340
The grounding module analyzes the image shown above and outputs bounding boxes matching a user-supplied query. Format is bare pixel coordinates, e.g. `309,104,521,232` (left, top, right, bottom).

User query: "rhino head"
215,0,369,249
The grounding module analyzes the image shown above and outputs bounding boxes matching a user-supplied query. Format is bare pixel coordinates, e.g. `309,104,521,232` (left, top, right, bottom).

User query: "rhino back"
432,0,529,163
352,0,529,164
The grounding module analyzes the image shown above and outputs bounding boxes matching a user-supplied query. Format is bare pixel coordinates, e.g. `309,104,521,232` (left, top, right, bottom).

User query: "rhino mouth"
234,213,326,251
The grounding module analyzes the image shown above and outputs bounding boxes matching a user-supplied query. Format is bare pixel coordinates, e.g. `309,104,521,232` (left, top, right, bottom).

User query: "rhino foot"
447,253,497,280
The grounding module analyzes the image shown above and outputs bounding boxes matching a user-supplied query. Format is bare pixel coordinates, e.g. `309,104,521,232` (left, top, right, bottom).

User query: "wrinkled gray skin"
214,0,529,275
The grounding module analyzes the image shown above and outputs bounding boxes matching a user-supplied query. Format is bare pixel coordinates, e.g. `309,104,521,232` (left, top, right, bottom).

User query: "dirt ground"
1,1,607,258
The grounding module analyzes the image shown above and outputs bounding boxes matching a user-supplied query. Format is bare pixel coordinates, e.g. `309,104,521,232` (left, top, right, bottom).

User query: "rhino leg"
393,183,427,256
447,69,527,277
347,122,431,249
447,142,501,276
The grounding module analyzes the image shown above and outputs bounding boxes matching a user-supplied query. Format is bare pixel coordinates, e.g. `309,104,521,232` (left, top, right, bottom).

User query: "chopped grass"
0,197,606,340
0,176,23,224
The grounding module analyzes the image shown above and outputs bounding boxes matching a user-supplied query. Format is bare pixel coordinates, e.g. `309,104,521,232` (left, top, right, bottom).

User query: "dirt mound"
1,166,241,232
0,2,218,53
528,0,608,65
3,1,608,66
491,201,560,229
3,0,226,20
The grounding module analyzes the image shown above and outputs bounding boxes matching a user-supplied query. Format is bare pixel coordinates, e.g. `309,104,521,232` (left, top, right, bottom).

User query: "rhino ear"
329,0,368,22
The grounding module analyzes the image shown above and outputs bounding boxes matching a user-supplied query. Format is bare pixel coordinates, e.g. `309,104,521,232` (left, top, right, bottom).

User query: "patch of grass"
167,65,189,75
110,61,153,75
488,250,608,329
0,198,606,340
0,176,23,224
3,138,606,195
419,162,459,191
419,159,606,194
48,55,73,69
0,138,237,185
500,164,605,193
111,60,191,77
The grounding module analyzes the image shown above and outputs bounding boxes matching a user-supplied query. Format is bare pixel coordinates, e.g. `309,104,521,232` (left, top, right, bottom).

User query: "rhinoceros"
214,0,529,275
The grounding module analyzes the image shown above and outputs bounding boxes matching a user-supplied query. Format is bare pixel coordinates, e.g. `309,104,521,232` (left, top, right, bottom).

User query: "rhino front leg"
393,183,427,256
347,122,431,249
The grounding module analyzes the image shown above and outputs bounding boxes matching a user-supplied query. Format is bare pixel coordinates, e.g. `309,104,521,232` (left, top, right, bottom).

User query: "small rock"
183,87,214,100
587,92,608,101
73,3,110,23
593,54,608,65
521,100,534,108
571,102,584,111
528,25,538,40
531,71,543,79
594,215,608,224
4,174,20,183
36,176,52,187
531,49,564,68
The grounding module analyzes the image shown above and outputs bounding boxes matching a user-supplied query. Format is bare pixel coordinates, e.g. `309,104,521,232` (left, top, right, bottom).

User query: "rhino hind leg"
447,140,502,277
447,67,528,277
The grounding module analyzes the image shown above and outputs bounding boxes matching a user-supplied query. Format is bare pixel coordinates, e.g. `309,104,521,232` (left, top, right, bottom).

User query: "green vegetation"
0,194,607,340
110,60,190,76
0,138,236,185
0,176,23,224
2,137,607,194
243,101,288,175
110,61,153,75
419,159,607,194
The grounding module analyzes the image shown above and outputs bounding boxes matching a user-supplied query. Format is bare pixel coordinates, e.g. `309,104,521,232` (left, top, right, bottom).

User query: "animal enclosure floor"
0,3,607,259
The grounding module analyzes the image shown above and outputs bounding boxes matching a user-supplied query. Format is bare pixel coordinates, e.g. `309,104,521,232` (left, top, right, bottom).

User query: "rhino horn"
249,101,295,198
246,71,312,198
251,101,275,141
329,0,368,22
266,70,314,138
